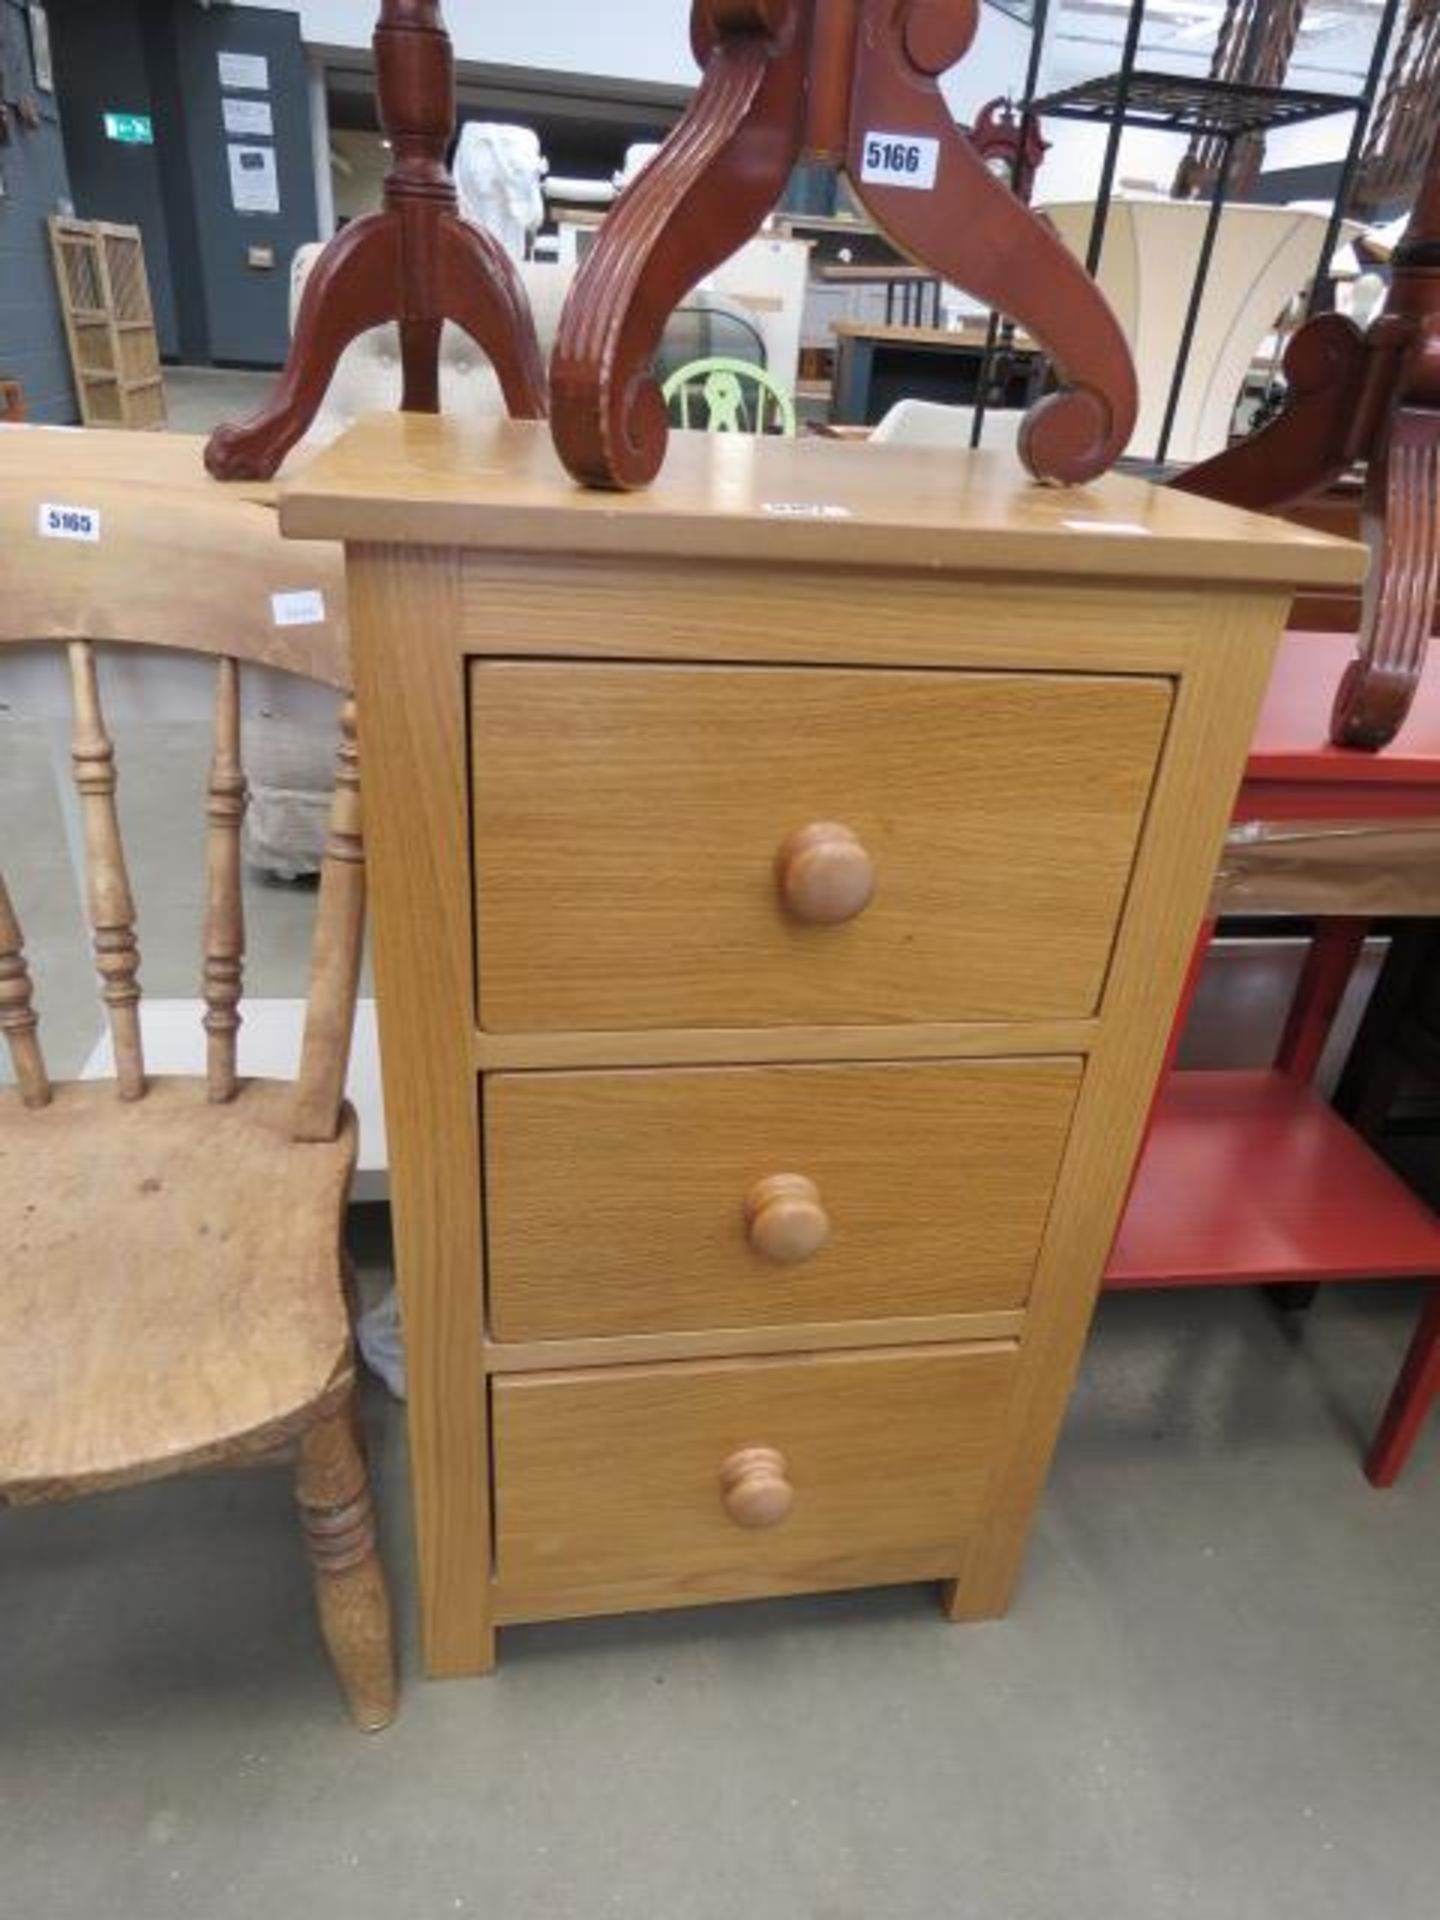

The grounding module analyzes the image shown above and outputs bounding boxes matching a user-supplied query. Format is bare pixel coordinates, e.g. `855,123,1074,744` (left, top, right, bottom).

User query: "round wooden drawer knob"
720,1446,794,1530
776,822,875,926
744,1173,831,1265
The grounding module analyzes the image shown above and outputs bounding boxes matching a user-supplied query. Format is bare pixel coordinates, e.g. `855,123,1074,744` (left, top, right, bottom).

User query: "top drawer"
470,663,1170,1032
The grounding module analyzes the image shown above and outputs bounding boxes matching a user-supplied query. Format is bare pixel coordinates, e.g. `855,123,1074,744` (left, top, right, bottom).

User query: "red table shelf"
1108,1069,1440,1290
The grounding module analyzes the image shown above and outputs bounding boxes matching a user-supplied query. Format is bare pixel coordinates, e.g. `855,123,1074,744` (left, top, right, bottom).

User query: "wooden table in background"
830,320,1044,427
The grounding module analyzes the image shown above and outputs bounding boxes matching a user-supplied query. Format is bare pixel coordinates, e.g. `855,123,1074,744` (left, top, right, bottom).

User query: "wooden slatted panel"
102,228,154,326
295,698,366,1143
67,641,145,1100
48,219,166,431
202,658,248,1102
0,872,51,1109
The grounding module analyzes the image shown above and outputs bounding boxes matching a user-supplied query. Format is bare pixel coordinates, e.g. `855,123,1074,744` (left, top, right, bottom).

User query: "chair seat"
0,1077,357,1506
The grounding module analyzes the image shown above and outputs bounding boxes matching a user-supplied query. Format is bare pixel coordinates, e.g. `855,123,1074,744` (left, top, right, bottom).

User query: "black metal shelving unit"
970,0,1403,469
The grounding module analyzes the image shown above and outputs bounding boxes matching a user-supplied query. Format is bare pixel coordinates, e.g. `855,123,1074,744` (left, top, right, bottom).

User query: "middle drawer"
485,1058,1081,1341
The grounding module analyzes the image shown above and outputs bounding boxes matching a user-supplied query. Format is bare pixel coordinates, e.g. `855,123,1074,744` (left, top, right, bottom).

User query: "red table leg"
1367,1286,1440,1485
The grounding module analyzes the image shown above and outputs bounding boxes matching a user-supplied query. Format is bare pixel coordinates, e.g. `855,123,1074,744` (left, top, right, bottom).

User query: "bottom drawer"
493,1344,1017,1619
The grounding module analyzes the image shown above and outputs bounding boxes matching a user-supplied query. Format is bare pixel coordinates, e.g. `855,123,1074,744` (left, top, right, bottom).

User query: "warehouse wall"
0,0,76,421
47,0,318,368
242,0,699,88
162,2,318,365
49,0,178,357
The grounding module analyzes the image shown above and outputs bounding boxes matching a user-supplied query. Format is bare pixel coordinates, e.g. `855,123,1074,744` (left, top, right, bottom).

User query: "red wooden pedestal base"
204,2,545,483
550,0,1137,492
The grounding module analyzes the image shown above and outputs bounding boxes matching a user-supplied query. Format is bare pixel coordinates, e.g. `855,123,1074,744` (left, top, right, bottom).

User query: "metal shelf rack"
970,0,1404,468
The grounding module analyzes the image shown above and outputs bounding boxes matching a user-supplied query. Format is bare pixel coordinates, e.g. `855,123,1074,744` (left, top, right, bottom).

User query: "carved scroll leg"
845,0,1136,484
205,214,403,481
1170,312,1369,511
1331,409,1440,750
548,1,810,488
436,214,547,419
296,1386,398,1732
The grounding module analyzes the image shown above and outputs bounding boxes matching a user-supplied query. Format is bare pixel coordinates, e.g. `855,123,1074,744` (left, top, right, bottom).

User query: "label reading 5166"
859,132,939,191
38,502,101,542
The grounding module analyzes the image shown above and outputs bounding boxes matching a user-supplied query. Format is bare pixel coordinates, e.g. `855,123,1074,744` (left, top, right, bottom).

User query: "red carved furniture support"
969,95,1049,204
550,0,1137,490
205,1,546,482
1172,124,1440,751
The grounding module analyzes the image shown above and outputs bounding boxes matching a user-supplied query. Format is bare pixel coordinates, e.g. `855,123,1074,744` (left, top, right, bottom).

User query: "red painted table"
1107,627,1440,1484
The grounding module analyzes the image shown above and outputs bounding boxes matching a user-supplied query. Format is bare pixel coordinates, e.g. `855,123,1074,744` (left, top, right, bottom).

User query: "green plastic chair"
662,356,798,438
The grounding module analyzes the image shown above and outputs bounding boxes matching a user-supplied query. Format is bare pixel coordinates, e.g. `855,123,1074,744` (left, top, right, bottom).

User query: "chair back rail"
0,474,348,687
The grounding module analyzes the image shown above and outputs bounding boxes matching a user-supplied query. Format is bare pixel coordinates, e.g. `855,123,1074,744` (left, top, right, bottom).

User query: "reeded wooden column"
1171,117,1440,750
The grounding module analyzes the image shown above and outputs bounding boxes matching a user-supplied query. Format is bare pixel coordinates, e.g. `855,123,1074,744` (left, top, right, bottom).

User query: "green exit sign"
103,112,154,145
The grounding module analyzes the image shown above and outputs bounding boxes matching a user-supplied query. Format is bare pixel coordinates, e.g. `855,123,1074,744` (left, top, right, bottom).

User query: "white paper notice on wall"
222,96,273,139
272,589,327,628
858,132,940,191
228,143,280,215
37,502,101,543
218,50,269,93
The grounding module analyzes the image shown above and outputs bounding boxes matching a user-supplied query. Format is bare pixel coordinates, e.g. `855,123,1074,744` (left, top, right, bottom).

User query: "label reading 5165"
859,132,939,191
38,502,101,543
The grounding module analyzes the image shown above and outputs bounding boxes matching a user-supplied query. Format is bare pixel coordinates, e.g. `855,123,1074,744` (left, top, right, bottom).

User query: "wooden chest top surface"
280,414,1364,591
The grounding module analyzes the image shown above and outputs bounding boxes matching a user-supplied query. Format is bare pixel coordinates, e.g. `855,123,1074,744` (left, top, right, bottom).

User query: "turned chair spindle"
296,698,365,1145
202,657,248,1103
0,872,51,1109
67,640,144,1100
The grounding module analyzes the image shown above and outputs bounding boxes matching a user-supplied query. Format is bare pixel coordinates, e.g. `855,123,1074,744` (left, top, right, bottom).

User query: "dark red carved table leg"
1169,121,1440,752
550,0,1138,491
205,0,545,483
845,0,1135,485
551,0,811,490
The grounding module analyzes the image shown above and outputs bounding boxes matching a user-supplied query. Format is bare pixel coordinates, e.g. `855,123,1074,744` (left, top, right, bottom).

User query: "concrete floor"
162,365,274,436
4,396,1439,1913
2,1278,1437,1920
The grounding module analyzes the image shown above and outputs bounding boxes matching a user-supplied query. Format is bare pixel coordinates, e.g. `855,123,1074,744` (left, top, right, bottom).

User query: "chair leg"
1366,1287,1440,1488
296,1387,398,1730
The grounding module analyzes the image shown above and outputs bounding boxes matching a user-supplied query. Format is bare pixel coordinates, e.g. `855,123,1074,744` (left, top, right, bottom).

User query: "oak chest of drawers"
282,417,1360,1675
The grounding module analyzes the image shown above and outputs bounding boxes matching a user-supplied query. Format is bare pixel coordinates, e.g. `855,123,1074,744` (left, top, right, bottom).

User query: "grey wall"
45,0,318,369
49,0,178,357
165,3,317,366
0,0,76,421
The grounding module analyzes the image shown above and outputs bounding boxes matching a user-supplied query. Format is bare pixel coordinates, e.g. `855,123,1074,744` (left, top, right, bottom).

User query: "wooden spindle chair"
0,467,394,1731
